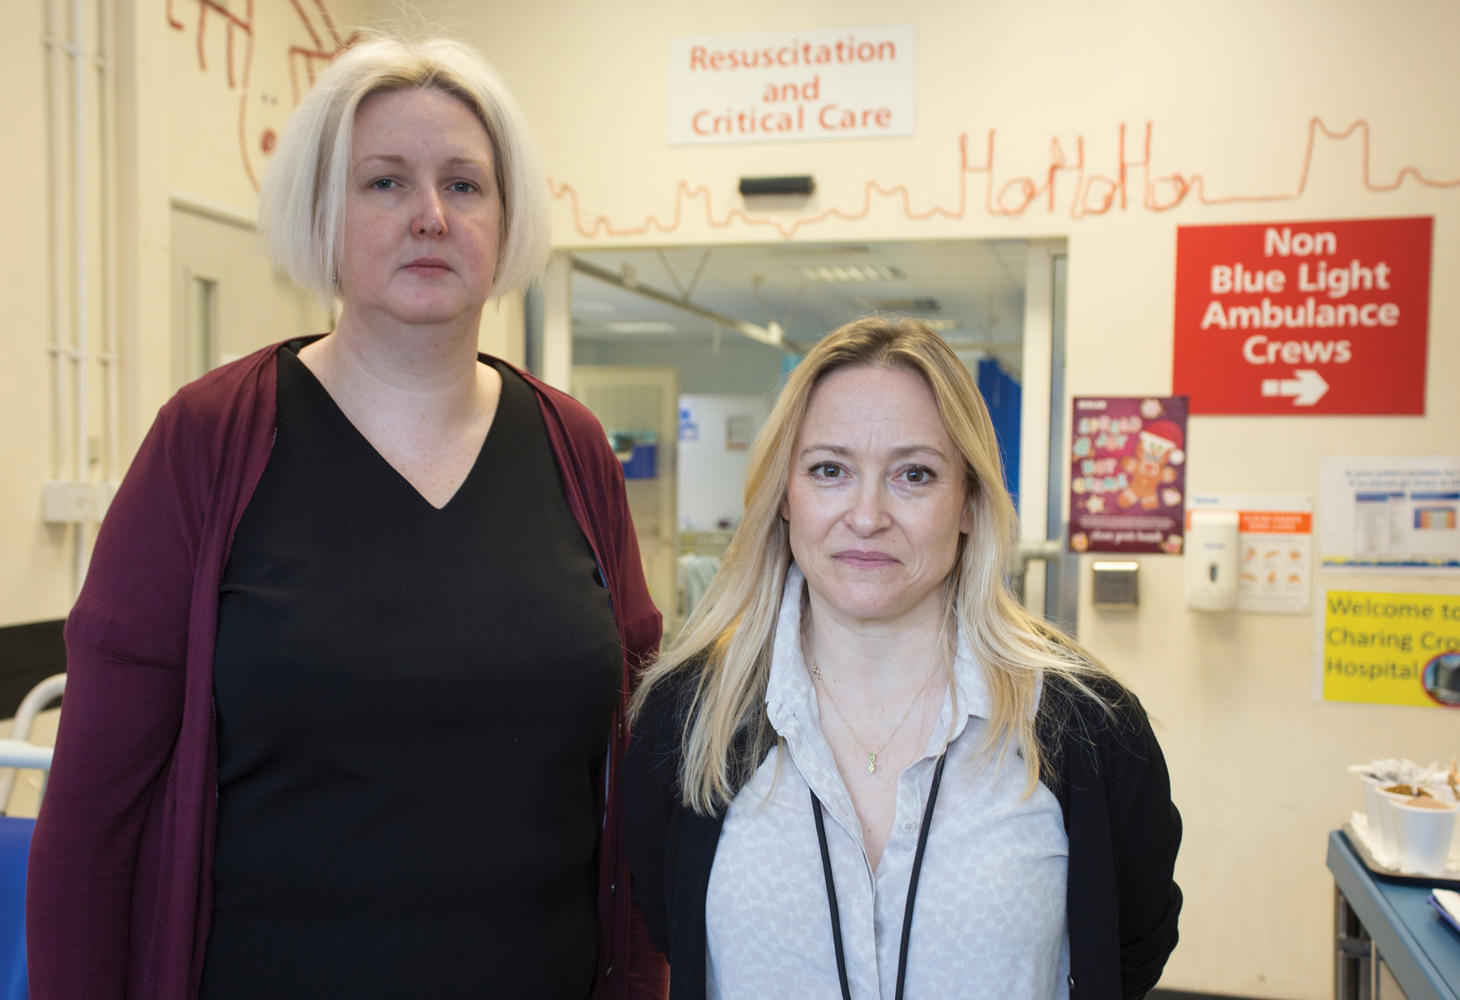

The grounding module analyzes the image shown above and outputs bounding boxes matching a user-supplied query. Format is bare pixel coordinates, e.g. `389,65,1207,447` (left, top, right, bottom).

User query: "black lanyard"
810,751,948,1000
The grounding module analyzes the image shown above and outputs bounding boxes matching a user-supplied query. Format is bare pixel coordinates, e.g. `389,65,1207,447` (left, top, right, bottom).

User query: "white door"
169,200,332,387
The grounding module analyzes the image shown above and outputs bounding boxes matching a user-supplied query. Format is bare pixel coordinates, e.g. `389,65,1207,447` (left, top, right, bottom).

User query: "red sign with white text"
1173,217,1431,415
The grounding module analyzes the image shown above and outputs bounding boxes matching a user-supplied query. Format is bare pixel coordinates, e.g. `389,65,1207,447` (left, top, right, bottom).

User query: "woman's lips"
403,257,450,272
833,550,899,567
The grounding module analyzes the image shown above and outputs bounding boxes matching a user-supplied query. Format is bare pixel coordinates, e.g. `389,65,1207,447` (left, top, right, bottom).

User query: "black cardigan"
623,669,1182,1000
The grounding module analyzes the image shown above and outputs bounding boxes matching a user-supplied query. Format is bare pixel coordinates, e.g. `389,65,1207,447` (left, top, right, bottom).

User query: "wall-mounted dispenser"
1186,510,1240,611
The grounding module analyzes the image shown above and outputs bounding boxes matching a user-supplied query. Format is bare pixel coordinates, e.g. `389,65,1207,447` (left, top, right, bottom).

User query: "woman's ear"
960,500,973,535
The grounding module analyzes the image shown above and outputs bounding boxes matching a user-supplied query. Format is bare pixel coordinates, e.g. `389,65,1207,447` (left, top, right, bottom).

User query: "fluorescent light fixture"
800,264,902,283
601,320,678,334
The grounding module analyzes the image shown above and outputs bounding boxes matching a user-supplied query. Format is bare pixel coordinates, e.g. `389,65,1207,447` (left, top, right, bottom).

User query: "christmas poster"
1069,396,1189,555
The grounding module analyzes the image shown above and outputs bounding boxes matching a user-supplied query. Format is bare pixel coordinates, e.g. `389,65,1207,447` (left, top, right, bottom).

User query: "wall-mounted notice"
1188,494,1313,613
1069,396,1188,555
1173,217,1432,415
1318,589,1460,708
1319,456,1460,570
668,25,915,145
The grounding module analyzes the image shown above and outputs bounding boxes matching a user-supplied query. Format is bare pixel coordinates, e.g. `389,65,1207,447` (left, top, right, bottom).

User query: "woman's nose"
846,483,891,534
413,190,447,237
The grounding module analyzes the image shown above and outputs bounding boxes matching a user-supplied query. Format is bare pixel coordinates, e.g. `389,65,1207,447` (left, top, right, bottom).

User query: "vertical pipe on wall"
70,0,90,597
44,0,68,485
97,0,119,485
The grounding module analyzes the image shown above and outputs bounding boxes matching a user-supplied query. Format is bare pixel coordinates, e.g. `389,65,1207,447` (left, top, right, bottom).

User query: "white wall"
2,2,1457,995
678,394,774,530
424,2,1460,996
575,335,787,395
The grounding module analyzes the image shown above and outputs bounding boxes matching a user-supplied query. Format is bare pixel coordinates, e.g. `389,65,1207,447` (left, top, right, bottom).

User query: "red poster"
1173,217,1432,415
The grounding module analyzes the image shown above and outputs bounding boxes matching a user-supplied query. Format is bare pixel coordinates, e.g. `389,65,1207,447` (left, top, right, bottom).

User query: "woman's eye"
810,462,843,479
903,465,935,484
369,178,398,191
448,180,478,194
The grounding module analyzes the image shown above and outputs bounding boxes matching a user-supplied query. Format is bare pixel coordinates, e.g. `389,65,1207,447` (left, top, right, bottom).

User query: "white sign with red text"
668,25,916,146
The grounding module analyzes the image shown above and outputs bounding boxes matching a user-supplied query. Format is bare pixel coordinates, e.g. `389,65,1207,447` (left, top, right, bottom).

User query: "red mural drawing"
168,0,356,190
549,118,1460,240
165,8,1459,233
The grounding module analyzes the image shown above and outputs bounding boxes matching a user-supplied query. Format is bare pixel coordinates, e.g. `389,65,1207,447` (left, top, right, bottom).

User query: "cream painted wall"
2,0,372,626
421,2,1459,997
2,1,1455,995
0,0,70,624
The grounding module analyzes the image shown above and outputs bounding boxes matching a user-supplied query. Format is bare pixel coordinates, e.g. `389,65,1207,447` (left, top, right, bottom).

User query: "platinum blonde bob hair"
258,35,550,306
633,316,1106,814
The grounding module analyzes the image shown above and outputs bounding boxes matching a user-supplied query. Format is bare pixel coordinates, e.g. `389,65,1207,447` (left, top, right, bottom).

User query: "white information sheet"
1319,456,1460,570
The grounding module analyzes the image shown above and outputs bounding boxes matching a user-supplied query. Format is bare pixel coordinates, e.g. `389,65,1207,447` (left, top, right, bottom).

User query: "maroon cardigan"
27,342,669,1000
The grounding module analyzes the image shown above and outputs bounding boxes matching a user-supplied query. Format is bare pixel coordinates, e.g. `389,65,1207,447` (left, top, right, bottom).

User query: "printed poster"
1188,494,1314,614
1069,396,1189,554
1319,456,1460,569
1318,589,1460,708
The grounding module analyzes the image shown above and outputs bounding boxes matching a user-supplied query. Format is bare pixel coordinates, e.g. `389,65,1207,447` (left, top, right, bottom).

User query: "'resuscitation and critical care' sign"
1320,590,1460,708
667,25,915,145
1173,217,1432,415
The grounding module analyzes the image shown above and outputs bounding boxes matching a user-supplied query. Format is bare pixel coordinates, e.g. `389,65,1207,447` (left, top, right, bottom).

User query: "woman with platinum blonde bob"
625,317,1181,1000
29,36,665,999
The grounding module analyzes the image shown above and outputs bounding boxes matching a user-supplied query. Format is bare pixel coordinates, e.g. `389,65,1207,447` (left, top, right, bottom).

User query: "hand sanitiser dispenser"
1186,510,1240,611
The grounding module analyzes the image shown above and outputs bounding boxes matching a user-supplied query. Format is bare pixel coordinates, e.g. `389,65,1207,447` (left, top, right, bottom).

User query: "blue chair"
0,818,33,1000
0,674,65,1000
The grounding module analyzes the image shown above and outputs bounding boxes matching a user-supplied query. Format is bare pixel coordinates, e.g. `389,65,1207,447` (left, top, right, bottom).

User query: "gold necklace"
811,661,941,775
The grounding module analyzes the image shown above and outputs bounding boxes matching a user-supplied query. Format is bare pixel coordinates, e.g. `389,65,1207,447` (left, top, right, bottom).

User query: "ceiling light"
800,264,903,283
770,244,872,258
853,296,940,313
602,321,677,334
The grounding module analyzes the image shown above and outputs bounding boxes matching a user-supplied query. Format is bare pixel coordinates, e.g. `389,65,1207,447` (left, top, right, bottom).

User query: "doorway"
553,238,1073,636
169,198,333,387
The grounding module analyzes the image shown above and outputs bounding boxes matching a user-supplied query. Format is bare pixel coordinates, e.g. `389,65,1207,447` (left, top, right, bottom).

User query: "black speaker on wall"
738,175,815,197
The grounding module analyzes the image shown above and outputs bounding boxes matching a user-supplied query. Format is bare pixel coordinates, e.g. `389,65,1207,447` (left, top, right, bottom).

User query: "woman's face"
338,88,502,329
782,363,972,633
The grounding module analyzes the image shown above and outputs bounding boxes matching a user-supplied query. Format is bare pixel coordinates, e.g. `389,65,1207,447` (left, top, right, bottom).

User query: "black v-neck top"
202,344,621,998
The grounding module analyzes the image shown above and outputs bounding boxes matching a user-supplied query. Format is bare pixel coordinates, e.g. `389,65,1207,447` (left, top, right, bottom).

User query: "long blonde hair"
632,316,1107,814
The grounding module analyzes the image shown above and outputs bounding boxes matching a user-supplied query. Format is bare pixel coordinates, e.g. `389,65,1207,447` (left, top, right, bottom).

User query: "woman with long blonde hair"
625,317,1181,1000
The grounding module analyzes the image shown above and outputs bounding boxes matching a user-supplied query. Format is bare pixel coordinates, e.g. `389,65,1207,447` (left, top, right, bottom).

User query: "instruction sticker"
1189,493,1313,613
1319,589,1460,708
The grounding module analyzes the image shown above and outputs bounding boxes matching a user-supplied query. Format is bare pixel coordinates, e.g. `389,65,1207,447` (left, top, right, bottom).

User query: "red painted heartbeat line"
168,0,354,191
550,118,1460,239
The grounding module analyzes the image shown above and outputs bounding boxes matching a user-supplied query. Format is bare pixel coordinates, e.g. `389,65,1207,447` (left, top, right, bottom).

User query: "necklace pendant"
867,754,877,774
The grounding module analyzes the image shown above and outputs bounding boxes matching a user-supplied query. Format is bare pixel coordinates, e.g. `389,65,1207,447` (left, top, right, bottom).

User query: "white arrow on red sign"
1260,369,1329,406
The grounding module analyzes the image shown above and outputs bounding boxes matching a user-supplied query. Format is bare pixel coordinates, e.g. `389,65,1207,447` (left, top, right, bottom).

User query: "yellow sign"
1322,590,1460,707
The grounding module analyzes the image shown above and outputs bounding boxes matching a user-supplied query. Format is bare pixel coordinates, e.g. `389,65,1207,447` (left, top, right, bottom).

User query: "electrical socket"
41,481,109,524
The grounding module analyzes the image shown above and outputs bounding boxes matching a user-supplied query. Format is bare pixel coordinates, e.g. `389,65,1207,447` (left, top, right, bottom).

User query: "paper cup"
1373,785,1416,864
1391,798,1457,876
1358,775,1391,856
1421,779,1460,863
